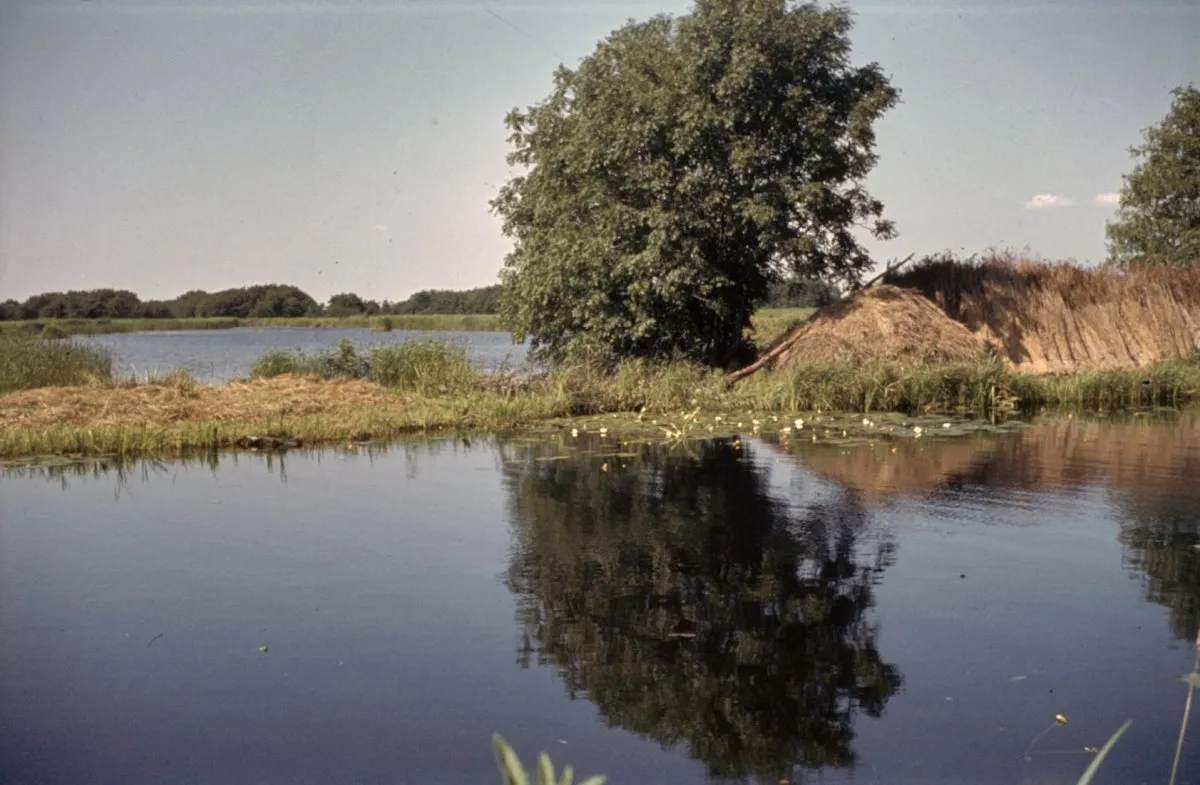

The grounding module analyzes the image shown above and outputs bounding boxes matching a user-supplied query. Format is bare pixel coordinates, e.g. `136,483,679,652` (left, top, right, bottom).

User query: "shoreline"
0,313,504,336
0,307,815,340
2,356,1198,461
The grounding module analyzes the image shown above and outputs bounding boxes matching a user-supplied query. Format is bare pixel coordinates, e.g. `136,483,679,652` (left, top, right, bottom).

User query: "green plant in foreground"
493,734,605,785
1074,720,1131,785
491,719,1129,785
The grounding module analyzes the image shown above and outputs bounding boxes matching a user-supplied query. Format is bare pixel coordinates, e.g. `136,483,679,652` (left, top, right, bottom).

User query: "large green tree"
491,0,899,366
1106,85,1200,268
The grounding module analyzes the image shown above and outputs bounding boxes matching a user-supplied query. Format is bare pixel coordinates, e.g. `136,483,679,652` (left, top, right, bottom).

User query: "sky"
0,0,1196,304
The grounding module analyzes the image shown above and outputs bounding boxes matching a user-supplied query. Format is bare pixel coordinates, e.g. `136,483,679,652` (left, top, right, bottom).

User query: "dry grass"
773,285,992,368
0,374,407,430
887,252,1200,372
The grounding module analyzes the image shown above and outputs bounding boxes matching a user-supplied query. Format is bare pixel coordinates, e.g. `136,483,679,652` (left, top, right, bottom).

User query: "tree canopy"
492,0,898,366
1106,84,1200,268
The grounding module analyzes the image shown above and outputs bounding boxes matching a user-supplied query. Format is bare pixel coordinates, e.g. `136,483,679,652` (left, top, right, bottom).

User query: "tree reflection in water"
501,436,902,783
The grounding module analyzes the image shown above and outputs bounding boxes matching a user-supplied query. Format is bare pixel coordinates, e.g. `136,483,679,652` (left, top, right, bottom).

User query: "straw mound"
771,285,993,368
889,258,1200,373
0,374,406,430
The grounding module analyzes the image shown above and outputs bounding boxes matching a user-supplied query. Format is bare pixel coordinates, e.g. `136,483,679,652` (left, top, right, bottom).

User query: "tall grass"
535,355,1200,417
3,347,1199,459
0,334,112,392
252,338,479,395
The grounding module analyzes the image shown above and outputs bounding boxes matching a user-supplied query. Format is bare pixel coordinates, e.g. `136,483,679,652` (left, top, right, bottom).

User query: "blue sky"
0,0,1195,303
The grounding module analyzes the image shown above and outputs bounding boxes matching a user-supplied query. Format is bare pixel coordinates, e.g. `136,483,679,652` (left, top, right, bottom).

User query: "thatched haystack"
756,284,993,370
888,256,1200,373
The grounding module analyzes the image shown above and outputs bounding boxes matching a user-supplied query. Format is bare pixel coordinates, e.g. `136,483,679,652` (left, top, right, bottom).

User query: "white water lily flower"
571,428,578,438
794,419,804,429
943,422,951,428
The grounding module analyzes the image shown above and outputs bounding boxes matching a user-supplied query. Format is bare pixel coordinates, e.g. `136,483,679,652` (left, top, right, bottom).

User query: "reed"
0,334,113,392
2,347,1198,459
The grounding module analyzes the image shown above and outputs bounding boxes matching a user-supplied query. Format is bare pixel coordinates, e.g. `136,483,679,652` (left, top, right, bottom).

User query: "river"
75,328,530,384
2,411,1198,784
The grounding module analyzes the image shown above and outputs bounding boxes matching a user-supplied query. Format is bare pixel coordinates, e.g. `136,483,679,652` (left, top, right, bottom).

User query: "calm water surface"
2,412,1199,785
76,327,529,383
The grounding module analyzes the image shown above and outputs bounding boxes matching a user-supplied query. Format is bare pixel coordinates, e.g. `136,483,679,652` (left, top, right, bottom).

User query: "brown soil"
770,285,993,368
0,374,406,430
888,257,1200,373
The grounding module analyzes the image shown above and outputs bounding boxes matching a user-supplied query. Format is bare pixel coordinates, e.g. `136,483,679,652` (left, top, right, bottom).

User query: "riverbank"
3,354,1198,460
0,308,817,343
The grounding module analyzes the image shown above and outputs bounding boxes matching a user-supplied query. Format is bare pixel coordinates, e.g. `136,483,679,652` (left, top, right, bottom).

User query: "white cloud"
1092,192,1120,206
372,224,388,232
1025,193,1077,210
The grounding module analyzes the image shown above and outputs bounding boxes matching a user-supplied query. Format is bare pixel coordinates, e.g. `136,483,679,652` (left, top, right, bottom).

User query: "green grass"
3,342,1198,459
252,338,479,395
750,306,817,349
0,334,113,393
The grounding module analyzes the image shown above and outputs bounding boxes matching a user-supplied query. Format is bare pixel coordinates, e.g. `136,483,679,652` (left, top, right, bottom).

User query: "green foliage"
250,338,479,395
0,334,112,392
764,276,839,308
386,284,502,315
492,735,605,785
1107,84,1200,267
493,0,898,366
0,284,505,322
326,292,378,317
0,285,322,321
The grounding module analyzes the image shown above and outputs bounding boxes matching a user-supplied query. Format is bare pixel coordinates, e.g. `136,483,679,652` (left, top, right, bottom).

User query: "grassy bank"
0,308,812,340
0,334,113,392
2,335,1198,458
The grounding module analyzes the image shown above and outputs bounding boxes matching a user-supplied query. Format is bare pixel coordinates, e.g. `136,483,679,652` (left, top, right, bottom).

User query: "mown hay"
771,285,993,368
0,374,407,430
888,255,1200,373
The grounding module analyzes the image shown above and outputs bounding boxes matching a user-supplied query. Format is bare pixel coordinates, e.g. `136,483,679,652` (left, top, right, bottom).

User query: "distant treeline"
0,284,505,321
0,277,831,321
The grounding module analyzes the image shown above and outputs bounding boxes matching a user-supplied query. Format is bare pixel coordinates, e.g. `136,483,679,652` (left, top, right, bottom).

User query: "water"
2,412,1199,785
75,328,530,384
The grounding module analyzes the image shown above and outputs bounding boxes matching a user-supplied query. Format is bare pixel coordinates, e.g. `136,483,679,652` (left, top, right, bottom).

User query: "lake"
76,328,530,384
2,411,1199,785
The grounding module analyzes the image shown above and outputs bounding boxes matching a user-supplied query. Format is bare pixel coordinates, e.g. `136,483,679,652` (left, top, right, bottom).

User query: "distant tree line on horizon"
0,277,834,322
0,283,503,321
